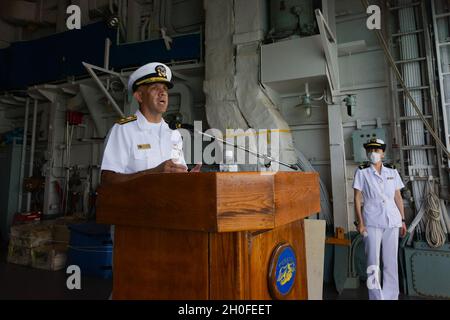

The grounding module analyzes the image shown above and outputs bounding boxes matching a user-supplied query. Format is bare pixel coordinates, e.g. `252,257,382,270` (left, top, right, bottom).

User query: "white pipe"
118,0,122,27
17,98,30,213
141,17,150,40
398,0,428,220
26,99,38,212
118,0,126,41
104,38,111,69
441,200,450,235
164,0,176,35
82,62,124,118
148,10,153,39
432,0,450,150
154,0,161,32
122,0,128,39
64,121,69,215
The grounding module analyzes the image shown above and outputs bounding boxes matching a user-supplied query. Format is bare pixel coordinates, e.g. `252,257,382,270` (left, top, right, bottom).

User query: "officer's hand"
358,224,367,237
189,164,202,172
155,160,188,173
400,222,407,238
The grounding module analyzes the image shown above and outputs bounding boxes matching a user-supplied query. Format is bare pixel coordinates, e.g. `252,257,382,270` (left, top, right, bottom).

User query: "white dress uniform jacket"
353,163,405,300
101,109,186,174
352,164,405,228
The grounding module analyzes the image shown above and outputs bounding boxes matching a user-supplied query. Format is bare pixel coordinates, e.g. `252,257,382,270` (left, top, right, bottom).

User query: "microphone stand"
172,123,299,171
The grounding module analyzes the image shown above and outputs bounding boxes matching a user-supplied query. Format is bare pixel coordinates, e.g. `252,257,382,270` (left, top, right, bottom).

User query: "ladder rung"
442,72,450,76
397,85,430,92
392,29,424,37
399,115,433,121
435,12,450,19
406,176,438,181
395,57,426,64
389,2,421,11
401,145,436,150
439,42,450,47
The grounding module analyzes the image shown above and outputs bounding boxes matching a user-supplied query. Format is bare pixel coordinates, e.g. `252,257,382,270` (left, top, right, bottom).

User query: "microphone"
169,121,194,131
169,120,299,171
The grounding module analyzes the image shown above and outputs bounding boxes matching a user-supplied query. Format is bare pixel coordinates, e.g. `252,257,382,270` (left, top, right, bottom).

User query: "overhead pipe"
141,17,150,40
17,98,30,213
162,0,176,36
127,0,142,43
117,0,127,42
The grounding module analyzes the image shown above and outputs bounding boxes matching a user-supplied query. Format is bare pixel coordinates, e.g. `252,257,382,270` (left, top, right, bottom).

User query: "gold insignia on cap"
155,65,167,78
137,144,151,150
135,77,169,86
116,115,137,125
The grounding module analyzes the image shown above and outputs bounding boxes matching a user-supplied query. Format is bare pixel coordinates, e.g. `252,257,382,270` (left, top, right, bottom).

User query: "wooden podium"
96,172,320,300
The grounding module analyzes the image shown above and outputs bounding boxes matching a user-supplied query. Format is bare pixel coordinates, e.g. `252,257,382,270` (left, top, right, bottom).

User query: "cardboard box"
31,244,67,271
7,243,32,266
9,223,53,248
7,223,53,267
7,218,85,270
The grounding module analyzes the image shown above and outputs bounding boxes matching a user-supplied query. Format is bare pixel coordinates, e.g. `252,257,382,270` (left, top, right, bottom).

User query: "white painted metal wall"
1,0,447,231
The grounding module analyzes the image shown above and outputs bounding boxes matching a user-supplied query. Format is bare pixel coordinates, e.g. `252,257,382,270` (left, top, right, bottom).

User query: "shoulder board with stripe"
383,163,396,169
358,162,370,170
116,115,137,125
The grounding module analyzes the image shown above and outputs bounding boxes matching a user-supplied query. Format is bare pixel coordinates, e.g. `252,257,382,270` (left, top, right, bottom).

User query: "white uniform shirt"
101,109,186,174
352,164,405,228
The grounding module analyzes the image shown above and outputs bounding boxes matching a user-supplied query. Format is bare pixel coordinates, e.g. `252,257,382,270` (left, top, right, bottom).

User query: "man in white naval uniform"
101,62,201,299
353,138,407,300
101,62,201,184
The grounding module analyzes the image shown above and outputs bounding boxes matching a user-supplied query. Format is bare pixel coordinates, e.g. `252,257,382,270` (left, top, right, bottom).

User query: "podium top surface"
97,171,320,233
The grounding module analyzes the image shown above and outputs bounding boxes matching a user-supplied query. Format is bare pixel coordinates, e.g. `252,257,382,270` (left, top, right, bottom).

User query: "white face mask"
368,152,382,164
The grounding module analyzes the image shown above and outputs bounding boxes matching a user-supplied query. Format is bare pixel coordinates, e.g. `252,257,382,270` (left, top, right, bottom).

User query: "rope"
425,181,447,248
68,245,112,253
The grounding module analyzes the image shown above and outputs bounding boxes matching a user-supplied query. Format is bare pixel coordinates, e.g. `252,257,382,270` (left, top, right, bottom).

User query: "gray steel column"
328,103,349,232
17,98,30,213
26,99,38,212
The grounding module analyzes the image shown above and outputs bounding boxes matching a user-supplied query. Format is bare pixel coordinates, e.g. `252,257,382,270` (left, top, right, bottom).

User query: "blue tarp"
0,22,201,91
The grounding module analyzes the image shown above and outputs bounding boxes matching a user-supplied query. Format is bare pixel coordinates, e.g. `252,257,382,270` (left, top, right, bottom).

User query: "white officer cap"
364,138,386,151
127,62,173,93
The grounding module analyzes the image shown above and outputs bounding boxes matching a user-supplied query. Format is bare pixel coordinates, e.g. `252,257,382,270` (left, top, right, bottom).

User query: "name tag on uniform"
137,144,151,150
387,177,394,180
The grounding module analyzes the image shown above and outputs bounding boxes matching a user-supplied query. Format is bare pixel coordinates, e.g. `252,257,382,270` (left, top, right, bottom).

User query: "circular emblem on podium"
268,242,297,299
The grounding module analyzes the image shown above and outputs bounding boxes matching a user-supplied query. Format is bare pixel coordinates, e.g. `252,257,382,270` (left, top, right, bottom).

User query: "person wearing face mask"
352,138,406,300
